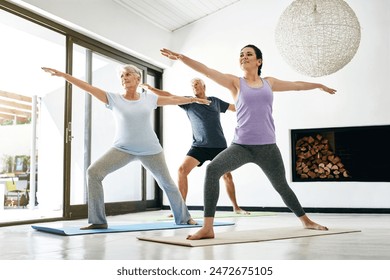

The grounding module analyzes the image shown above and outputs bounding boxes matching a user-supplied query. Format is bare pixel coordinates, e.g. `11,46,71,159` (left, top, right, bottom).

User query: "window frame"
0,1,164,224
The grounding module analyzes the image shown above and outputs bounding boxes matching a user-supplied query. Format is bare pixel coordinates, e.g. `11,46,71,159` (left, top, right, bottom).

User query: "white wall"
162,0,390,210
16,0,390,210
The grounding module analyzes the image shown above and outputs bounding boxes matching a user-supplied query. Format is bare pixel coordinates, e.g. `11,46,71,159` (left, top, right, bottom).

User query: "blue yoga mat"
31,221,234,236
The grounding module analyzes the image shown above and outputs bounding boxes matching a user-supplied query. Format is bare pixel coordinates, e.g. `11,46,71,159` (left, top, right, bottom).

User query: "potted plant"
1,154,13,174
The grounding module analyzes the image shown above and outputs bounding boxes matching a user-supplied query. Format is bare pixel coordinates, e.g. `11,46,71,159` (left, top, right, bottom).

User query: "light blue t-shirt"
106,91,163,155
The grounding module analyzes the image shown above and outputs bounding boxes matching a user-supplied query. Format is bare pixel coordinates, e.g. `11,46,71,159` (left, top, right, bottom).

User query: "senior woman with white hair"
42,65,209,229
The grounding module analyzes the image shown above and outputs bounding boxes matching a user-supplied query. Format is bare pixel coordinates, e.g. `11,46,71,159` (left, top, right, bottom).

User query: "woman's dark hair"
241,44,263,76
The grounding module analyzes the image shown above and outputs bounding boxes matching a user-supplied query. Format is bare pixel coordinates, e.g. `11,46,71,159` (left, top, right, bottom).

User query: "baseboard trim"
162,205,390,214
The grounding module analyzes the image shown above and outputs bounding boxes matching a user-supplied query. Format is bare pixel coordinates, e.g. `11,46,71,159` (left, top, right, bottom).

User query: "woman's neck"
243,73,262,88
243,71,260,81
123,88,139,100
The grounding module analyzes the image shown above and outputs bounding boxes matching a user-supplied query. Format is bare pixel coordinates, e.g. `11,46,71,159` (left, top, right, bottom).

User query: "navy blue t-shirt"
179,96,229,148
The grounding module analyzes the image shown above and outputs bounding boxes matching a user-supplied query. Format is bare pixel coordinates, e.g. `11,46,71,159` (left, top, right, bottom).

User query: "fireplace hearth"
291,125,390,182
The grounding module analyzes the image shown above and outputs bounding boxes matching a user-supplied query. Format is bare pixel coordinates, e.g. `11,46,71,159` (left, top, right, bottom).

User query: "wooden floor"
0,210,389,278
1,210,389,260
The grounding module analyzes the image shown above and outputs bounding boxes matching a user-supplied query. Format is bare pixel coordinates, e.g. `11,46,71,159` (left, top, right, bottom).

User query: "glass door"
0,8,65,224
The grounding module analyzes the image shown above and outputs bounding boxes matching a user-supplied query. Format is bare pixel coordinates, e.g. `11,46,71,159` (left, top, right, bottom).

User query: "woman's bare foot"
300,215,328,230
80,223,108,230
187,218,198,225
304,221,328,230
187,227,215,240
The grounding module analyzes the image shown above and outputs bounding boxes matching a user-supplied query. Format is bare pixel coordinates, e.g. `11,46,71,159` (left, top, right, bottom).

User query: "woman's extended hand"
321,85,337,95
160,48,183,60
193,98,211,105
41,67,65,77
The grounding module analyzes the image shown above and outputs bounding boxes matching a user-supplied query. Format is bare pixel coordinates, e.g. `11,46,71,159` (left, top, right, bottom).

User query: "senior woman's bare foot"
80,223,108,230
187,218,198,225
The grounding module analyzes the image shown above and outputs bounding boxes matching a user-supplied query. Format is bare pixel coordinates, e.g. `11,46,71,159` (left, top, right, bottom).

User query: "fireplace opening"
291,125,390,182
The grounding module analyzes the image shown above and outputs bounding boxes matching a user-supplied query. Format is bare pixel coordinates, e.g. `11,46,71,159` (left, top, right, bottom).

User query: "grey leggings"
86,148,191,225
204,143,306,217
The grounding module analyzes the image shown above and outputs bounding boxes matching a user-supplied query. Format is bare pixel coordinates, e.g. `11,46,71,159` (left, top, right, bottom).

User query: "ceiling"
113,0,241,32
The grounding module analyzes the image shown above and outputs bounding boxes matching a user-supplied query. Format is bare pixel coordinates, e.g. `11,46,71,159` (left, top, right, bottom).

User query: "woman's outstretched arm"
160,48,239,98
265,77,337,94
157,95,211,106
42,67,108,103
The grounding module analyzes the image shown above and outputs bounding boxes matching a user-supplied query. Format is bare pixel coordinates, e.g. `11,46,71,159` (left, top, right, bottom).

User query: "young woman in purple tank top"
161,45,336,240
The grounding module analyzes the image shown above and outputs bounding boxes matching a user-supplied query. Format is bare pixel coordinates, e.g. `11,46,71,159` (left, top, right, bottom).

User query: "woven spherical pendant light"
275,0,361,77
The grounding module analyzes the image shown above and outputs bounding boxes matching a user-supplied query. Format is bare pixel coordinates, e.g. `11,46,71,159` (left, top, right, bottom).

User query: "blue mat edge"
31,221,234,236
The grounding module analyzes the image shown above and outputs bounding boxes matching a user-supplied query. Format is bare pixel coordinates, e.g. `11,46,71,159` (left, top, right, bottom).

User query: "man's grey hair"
191,78,205,88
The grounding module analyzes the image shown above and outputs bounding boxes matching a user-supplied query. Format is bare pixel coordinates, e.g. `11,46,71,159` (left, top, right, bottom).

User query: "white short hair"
118,64,142,80
191,78,205,88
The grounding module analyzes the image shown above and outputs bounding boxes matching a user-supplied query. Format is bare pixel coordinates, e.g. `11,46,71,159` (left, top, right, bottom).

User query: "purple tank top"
233,77,276,145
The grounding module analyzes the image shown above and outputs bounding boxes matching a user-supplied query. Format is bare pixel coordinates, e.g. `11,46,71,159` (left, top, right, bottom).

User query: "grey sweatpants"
204,143,306,217
86,148,191,225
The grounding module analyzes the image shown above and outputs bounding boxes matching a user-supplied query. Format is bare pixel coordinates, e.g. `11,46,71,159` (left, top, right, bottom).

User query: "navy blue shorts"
186,146,226,167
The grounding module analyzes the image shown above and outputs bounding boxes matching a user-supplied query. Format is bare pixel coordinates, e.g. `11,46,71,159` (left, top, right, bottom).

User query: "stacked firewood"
295,134,349,179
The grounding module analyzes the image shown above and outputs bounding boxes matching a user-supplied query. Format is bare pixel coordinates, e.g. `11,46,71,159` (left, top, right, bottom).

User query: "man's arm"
227,103,236,112
140,84,173,97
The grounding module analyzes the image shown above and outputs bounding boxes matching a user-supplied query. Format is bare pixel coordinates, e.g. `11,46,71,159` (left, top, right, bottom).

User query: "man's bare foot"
80,223,108,230
235,208,250,215
187,218,198,225
167,213,174,218
186,227,214,240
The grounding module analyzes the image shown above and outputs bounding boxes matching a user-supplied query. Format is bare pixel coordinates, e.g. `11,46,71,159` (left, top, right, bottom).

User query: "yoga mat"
137,227,361,247
157,211,275,221
31,221,234,236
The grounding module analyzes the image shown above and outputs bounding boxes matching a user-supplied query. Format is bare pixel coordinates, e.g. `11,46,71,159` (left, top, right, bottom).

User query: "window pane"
0,9,65,222
70,44,89,205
